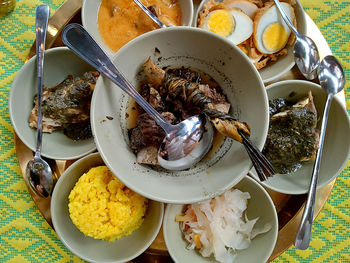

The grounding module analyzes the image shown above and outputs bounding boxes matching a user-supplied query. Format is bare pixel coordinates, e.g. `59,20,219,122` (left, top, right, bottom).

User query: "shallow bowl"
250,80,350,194
91,27,269,203
163,175,278,263
194,0,307,83
82,0,194,57
8,47,96,160
51,152,164,263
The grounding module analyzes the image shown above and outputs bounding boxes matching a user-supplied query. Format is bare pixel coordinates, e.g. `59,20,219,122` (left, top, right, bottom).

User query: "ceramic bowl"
91,27,269,204
8,47,96,160
194,0,307,83
82,0,194,57
250,80,350,194
163,175,279,263
51,152,164,263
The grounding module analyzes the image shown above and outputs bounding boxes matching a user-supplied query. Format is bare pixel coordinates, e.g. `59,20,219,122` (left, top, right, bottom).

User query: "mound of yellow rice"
68,166,148,241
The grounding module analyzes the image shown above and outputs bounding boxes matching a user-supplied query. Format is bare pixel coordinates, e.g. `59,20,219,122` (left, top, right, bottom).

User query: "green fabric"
0,0,348,262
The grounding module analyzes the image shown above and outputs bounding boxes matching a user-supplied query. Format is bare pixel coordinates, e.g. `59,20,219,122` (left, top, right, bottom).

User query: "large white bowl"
194,0,307,83
82,0,194,57
8,47,96,160
91,27,269,204
163,175,279,263
250,80,350,194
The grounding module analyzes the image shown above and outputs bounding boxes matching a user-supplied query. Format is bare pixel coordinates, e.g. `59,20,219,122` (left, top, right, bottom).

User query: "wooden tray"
16,0,345,262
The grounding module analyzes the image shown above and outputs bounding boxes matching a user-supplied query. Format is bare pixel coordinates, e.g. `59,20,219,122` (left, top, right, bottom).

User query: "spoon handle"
133,0,168,28
62,23,173,133
35,5,50,157
273,0,299,36
294,93,334,250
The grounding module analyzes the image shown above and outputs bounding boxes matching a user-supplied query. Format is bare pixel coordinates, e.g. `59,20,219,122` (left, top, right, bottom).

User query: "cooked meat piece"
263,91,319,174
129,112,176,152
29,71,100,135
136,146,158,166
149,87,165,111
142,58,165,88
166,67,201,83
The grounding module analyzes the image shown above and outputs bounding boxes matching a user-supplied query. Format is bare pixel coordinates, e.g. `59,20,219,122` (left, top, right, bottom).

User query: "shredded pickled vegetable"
176,189,271,263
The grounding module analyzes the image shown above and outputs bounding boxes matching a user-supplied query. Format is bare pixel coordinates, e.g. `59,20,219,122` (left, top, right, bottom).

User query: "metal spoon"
62,23,213,171
25,5,53,198
294,55,345,250
133,0,168,28
273,0,320,79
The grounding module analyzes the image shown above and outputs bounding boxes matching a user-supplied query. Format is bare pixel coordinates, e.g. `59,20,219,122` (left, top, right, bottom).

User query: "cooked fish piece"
29,71,100,136
263,91,319,174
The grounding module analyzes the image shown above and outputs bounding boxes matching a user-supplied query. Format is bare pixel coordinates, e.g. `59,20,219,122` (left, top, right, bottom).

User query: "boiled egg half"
203,9,253,45
253,2,295,54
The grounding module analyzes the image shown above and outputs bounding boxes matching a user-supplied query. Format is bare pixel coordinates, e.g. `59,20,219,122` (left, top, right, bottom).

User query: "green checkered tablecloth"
0,0,349,262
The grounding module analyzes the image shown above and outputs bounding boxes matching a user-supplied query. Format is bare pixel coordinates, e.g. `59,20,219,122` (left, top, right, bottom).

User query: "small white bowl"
250,80,350,194
8,47,96,160
194,0,307,83
51,152,164,263
82,0,194,57
91,27,269,204
163,175,278,263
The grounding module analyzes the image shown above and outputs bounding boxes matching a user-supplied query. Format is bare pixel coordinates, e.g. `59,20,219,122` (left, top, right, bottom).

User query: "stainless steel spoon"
273,0,320,79
133,0,168,28
294,55,345,250
62,23,213,171
25,5,53,198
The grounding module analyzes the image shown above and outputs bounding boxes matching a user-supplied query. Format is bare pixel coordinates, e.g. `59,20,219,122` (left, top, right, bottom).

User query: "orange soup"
98,0,182,52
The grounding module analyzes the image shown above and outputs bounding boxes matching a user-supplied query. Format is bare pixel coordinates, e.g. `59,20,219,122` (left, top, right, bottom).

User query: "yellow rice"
68,166,148,241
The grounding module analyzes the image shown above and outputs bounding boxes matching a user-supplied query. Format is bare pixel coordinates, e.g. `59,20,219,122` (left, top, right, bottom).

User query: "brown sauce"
98,0,182,52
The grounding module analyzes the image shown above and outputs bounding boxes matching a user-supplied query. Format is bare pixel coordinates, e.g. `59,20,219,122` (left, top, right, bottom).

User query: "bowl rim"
162,175,279,263
8,46,97,160
91,26,269,204
250,79,350,194
51,152,164,263
81,0,194,58
193,0,307,83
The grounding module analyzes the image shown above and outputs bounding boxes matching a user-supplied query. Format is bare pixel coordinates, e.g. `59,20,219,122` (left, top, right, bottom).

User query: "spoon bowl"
25,5,53,198
62,23,213,171
295,55,345,249
273,0,320,79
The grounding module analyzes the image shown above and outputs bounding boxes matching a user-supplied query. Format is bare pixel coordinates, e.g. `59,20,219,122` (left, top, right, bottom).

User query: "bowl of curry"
82,0,194,57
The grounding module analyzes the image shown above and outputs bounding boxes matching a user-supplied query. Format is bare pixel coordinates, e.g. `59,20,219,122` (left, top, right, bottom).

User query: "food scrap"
263,91,320,174
197,0,297,69
175,188,271,262
29,71,100,140
68,166,148,241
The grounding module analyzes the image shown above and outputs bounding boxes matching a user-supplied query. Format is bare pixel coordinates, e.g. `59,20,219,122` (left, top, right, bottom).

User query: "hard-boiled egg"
253,2,295,54
225,0,259,19
204,9,253,45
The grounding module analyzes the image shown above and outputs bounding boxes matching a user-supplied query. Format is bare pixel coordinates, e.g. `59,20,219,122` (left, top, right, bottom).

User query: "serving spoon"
62,23,213,171
25,5,53,198
273,0,320,80
294,55,345,250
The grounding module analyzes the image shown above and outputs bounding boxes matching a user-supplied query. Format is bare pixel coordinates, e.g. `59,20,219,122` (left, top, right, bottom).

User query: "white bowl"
8,47,96,160
82,0,194,57
51,152,164,263
250,80,350,194
163,175,279,263
194,0,307,83
91,27,269,203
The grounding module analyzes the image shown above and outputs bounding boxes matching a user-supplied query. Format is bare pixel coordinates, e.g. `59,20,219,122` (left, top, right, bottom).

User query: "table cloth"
0,0,349,262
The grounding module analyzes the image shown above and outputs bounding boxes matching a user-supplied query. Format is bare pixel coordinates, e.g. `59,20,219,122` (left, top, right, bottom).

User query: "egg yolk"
262,23,288,52
207,10,235,37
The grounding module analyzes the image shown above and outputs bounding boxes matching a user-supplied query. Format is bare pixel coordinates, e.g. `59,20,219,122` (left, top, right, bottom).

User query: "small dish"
82,0,194,57
193,0,307,83
8,47,96,160
91,27,269,204
163,175,278,263
250,80,350,194
51,152,164,263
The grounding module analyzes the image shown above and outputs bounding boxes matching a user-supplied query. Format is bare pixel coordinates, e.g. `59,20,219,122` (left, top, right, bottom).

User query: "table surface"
0,0,349,262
